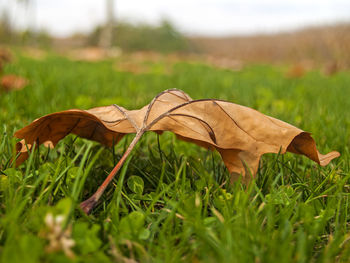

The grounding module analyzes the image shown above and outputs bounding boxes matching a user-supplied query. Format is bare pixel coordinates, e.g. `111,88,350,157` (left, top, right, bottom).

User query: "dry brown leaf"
14,89,339,213
0,48,12,63
286,60,314,79
286,64,306,78
1,74,28,92
323,61,339,76
0,48,12,73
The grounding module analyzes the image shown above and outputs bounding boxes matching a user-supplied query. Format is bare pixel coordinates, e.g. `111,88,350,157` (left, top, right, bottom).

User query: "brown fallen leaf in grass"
286,64,306,78
0,48,12,73
0,48,12,62
14,89,340,214
286,60,314,79
1,74,28,92
323,61,339,76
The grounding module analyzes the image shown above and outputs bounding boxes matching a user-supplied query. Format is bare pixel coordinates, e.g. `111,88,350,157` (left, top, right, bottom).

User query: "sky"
2,0,350,37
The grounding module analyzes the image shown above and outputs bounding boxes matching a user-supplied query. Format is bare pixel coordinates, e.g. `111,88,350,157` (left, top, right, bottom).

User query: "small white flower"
43,213,75,258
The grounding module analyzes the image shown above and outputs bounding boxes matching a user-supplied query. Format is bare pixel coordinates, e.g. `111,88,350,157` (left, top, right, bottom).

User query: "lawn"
0,52,349,262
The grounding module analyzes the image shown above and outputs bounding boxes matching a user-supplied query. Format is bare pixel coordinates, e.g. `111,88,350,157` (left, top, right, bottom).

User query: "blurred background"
1,0,350,72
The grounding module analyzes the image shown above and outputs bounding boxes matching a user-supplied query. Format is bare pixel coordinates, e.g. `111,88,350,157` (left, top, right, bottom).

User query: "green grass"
0,52,349,263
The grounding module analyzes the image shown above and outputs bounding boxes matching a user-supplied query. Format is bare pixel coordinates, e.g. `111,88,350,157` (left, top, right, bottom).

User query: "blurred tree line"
0,6,194,54
0,9,51,48
87,20,195,53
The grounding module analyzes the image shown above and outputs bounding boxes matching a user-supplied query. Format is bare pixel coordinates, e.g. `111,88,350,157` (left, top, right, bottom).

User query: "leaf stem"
80,130,144,214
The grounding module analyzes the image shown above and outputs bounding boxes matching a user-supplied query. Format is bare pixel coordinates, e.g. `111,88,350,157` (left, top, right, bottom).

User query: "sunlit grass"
0,53,349,262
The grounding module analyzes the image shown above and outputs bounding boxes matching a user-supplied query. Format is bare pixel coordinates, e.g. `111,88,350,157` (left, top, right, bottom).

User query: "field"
0,51,350,262
192,24,350,70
